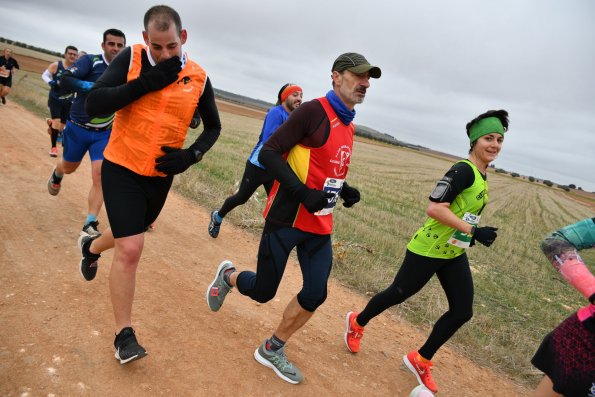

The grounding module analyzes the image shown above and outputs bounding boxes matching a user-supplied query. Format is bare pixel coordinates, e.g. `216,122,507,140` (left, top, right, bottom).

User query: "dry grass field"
177,110,594,385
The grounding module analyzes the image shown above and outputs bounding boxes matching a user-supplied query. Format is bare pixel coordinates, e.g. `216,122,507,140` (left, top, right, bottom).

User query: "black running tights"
218,160,274,218
357,249,474,359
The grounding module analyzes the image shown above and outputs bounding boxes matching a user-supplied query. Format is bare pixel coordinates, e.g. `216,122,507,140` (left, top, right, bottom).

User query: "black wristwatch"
192,148,203,162
470,225,477,236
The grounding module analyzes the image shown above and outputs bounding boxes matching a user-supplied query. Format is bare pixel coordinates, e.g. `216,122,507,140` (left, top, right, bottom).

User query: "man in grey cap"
206,52,381,384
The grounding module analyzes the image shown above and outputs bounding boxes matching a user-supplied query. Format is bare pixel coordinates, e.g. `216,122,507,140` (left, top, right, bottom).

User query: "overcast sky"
2,0,594,191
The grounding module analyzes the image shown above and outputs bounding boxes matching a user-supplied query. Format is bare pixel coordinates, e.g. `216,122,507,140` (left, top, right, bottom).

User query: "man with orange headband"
206,53,381,384
208,83,303,238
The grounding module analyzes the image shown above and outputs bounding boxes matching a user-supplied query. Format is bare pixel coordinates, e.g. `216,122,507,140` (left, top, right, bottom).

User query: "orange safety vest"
103,44,207,176
264,96,354,235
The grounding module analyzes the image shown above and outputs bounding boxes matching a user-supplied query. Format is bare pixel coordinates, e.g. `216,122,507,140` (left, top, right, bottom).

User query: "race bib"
315,178,344,216
448,212,480,248
0,68,9,78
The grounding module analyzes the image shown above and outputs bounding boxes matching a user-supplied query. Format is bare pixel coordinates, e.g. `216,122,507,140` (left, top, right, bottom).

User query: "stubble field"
177,108,594,385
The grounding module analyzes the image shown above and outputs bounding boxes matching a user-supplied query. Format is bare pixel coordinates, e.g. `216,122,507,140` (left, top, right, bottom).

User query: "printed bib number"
448,212,481,248
0,68,9,78
315,178,344,216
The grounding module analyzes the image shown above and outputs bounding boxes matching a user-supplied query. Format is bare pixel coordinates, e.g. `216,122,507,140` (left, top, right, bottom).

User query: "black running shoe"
1,96,5,105
208,210,221,238
114,327,147,364
77,234,100,281
81,220,101,237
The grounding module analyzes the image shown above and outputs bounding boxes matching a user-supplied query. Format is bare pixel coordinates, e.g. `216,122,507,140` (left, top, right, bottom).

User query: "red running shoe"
344,311,365,353
403,351,438,393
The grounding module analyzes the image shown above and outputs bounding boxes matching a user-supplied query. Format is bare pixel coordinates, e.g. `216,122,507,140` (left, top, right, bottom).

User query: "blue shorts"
62,121,111,163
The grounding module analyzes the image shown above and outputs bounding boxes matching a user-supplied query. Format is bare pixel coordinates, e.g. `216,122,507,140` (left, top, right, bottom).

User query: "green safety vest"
407,160,488,259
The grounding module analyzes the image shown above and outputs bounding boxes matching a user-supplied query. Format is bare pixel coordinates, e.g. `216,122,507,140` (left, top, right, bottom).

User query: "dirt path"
0,102,531,396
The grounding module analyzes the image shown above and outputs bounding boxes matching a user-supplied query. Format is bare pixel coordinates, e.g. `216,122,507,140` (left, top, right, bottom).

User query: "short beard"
285,99,298,111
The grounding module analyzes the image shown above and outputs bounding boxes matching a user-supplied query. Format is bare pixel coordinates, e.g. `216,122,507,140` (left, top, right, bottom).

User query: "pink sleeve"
577,304,595,322
554,252,595,301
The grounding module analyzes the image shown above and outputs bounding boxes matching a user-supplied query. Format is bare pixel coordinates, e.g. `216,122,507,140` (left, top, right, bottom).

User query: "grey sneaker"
47,167,62,196
206,260,234,312
81,220,101,237
254,340,303,384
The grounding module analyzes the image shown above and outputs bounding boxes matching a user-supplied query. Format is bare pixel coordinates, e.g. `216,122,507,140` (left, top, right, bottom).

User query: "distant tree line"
0,37,61,57
214,88,421,150
493,167,583,191
214,88,274,111
355,125,417,149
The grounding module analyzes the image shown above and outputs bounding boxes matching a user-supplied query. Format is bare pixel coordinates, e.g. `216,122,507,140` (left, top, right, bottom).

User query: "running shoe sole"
77,234,99,281
81,222,101,237
403,354,425,388
344,311,357,353
77,234,88,280
115,348,148,364
253,347,300,384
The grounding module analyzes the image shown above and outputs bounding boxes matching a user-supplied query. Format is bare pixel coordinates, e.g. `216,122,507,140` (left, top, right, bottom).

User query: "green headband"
469,117,505,143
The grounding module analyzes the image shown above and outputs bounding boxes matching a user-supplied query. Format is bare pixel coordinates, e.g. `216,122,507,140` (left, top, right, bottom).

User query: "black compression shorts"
101,159,173,238
218,160,274,217
0,76,12,87
47,96,71,123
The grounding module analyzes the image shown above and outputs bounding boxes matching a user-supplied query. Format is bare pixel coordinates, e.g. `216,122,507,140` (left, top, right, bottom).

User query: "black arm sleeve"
259,101,327,198
59,74,79,92
85,47,138,116
59,55,91,93
429,161,476,203
187,78,221,154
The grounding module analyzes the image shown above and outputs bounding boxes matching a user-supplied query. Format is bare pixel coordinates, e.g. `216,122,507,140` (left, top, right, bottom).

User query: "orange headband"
280,84,302,103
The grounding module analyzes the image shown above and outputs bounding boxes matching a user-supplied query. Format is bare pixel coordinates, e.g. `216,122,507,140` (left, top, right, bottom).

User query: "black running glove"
155,146,201,175
130,55,181,96
471,226,498,247
340,183,360,208
298,187,335,214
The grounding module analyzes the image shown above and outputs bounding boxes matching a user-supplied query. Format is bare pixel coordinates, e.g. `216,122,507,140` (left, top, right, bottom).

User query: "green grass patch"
9,71,50,118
